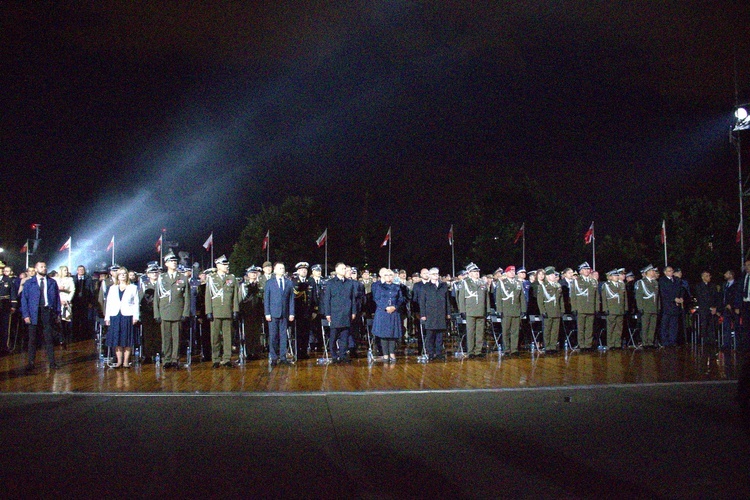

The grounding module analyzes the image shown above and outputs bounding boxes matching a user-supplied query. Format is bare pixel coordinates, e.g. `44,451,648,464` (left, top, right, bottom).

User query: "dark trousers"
329,327,349,359
267,317,288,361
698,312,717,344
0,299,11,351
660,313,680,346
722,312,738,348
28,307,56,366
71,299,91,340
294,314,311,356
425,329,444,357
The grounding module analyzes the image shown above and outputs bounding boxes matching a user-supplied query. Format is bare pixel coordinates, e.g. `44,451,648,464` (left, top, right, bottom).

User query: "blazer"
264,276,295,319
323,276,357,328
105,284,140,321
20,275,62,325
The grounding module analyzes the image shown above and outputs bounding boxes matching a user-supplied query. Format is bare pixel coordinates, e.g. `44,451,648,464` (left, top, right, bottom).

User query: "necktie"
40,277,47,306
278,278,283,291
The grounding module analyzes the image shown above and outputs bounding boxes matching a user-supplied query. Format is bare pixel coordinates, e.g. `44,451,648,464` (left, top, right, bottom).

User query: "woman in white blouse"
104,268,140,368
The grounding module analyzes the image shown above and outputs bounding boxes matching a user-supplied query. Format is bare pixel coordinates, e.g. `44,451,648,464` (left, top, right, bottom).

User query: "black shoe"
49,363,60,369
270,359,279,366
212,362,220,369
279,359,292,365
435,354,446,360
222,362,234,368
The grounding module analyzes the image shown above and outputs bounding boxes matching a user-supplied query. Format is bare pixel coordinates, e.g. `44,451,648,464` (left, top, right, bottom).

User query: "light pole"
732,104,749,268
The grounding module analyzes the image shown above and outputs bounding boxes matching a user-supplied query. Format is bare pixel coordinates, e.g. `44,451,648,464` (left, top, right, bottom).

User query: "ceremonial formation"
1,247,747,374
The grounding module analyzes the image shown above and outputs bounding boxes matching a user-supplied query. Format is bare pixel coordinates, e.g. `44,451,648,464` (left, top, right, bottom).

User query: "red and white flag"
316,229,327,248
262,230,269,251
737,221,743,244
203,232,213,251
106,235,114,252
660,220,666,245
448,225,453,246
381,226,391,247
513,223,525,244
155,235,162,253
59,237,71,252
20,241,28,253
584,222,594,245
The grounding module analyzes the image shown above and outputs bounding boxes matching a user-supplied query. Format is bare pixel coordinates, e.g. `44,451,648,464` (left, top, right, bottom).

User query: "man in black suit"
658,266,684,347
721,270,741,349
263,262,295,365
323,262,357,363
72,265,95,340
739,259,750,350
419,267,450,360
695,271,719,345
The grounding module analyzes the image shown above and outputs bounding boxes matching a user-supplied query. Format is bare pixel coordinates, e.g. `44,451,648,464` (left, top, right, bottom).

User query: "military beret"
505,265,516,273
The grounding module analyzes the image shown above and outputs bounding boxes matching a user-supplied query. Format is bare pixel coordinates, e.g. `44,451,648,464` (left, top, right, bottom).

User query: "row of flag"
17,220,745,256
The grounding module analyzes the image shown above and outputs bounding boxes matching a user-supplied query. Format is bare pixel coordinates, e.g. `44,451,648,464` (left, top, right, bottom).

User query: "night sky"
2,1,749,271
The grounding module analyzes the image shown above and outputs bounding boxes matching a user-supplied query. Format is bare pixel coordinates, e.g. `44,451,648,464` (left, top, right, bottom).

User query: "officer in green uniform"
635,264,659,347
537,266,562,352
495,265,527,354
153,252,190,368
571,261,599,349
458,263,490,358
205,255,240,368
602,269,627,350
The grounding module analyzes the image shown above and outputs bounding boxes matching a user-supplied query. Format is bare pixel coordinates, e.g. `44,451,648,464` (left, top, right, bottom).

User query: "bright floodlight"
737,108,748,121
735,105,750,131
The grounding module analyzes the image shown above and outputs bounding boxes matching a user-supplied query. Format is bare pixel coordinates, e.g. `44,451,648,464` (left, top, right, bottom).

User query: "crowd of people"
0,253,747,372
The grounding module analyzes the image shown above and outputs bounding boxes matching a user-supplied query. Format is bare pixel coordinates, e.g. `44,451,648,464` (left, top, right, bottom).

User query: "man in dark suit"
721,270,741,349
323,262,357,363
695,271,719,345
419,267,450,360
658,266,684,347
20,261,61,371
72,265,95,340
264,262,295,365
740,260,750,351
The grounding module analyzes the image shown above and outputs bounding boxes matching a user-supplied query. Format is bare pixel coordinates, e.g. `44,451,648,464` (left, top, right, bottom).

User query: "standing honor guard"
495,265,527,354
602,269,627,350
458,263,491,358
153,252,190,368
292,262,313,359
205,255,240,368
571,262,599,349
537,267,562,352
635,264,660,348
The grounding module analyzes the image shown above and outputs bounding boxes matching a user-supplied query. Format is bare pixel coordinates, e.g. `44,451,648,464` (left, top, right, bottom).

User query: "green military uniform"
635,266,659,347
205,267,240,365
153,264,190,365
457,265,491,357
602,271,627,349
537,268,562,350
571,264,599,349
495,273,527,354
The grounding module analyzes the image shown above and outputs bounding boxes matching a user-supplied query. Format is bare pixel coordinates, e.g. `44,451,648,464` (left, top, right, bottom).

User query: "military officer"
360,268,374,316
537,267,563,352
495,265,527,354
0,262,16,354
635,264,660,348
258,261,273,293
458,263,491,358
153,252,190,368
602,269,627,350
292,262,313,359
239,265,264,359
571,262,599,349
309,264,325,351
205,255,240,368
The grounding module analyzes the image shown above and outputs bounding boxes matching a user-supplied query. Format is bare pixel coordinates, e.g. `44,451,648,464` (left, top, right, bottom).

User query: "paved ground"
1,381,748,499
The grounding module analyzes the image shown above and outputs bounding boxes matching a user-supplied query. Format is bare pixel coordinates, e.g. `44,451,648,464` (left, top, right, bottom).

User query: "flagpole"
160,229,165,263
211,232,214,264
25,240,29,269
68,238,72,270
111,235,115,266
522,224,526,269
267,232,270,263
388,228,392,269
325,231,328,277
663,221,668,268
592,235,596,272
451,230,456,278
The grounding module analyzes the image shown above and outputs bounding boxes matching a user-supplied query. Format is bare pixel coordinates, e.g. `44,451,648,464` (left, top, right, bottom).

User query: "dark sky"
2,1,749,270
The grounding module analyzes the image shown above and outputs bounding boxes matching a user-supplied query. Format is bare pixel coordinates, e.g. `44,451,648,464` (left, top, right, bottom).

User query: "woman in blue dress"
371,268,405,362
104,267,140,367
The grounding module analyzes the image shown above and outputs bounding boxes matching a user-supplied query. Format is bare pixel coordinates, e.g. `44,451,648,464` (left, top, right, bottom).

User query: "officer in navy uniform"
292,262,313,359
0,262,16,354
309,264,325,351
